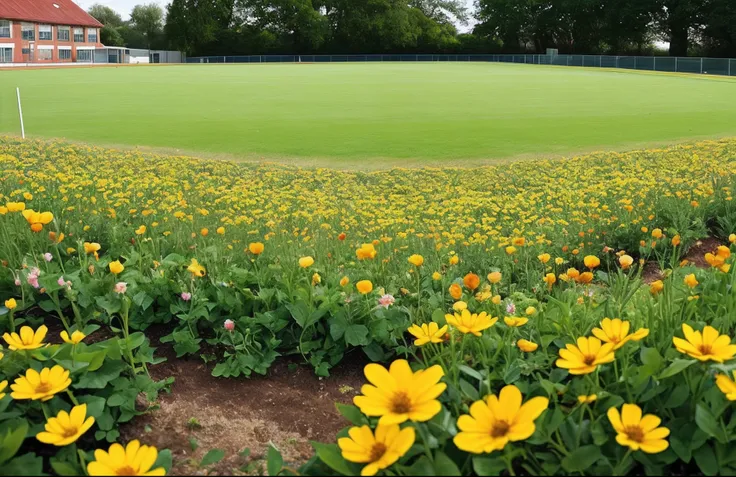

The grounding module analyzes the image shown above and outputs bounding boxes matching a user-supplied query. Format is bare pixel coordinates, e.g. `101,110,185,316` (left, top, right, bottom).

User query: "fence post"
675,57,678,72
634,56,637,69
653,56,656,71
730,59,732,76
567,56,570,66
700,57,704,74
616,56,619,68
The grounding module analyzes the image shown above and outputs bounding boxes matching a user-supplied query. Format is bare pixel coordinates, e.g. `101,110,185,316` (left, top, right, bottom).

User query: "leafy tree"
88,4,124,27
130,3,165,49
101,24,125,46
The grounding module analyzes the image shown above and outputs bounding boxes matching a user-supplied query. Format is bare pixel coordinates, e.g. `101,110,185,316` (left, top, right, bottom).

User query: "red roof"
0,0,103,28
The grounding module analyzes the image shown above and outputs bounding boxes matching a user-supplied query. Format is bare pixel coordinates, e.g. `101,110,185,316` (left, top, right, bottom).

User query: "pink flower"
14,278,21,286
30,267,41,277
57,276,66,287
506,302,516,315
114,282,127,294
27,273,39,289
181,292,192,301
378,294,395,309
224,319,235,332
43,253,53,262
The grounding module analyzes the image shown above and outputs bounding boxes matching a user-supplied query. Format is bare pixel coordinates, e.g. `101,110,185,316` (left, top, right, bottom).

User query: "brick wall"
3,20,103,63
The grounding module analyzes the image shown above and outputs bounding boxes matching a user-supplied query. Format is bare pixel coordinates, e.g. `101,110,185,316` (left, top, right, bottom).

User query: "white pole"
16,87,25,139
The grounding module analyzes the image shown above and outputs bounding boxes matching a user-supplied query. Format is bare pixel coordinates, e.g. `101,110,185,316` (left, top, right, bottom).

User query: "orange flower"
671,235,681,247
487,272,502,284
650,280,664,295
619,255,634,270
338,232,346,241
584,255,600,269
449,283,462,300
463,273,480,291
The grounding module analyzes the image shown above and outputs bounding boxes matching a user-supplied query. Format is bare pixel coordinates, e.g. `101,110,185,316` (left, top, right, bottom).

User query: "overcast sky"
76,0,477,30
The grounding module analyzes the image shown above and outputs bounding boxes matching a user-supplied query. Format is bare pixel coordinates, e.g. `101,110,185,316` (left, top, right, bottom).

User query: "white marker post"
16,87,25,139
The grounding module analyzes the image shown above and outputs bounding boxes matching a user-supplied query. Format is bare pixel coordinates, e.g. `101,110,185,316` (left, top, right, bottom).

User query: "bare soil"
120,330,366,475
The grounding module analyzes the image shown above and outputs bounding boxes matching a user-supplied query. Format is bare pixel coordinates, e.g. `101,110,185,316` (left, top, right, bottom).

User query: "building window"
59,49,71,60
0,47,11,63
22,23,35,41
58,26,70,41
74,28,84,42
39,24,52,40
87,29,97,43
0,20,10,38
77,50,92,62
37,49,53,61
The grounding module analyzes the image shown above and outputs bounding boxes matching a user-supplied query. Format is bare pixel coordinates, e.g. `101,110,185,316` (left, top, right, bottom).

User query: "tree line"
88,1,736,57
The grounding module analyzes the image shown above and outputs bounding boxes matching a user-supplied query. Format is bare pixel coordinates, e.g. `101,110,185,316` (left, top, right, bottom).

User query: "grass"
1,62,736,166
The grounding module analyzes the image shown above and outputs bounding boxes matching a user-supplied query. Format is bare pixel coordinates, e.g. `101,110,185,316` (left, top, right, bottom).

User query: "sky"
76,0,477,28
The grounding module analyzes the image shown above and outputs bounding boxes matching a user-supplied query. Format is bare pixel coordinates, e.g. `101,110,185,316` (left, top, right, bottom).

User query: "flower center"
625,426,645,443
583,355,596,366
35,382,52,394
491,420,511,438
391,392,412,414
369,443,387,462
62,426,79,438
610,336,620,343
698,344,712,355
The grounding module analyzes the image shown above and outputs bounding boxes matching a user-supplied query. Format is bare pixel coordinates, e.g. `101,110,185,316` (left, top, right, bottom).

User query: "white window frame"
38,24,52,41
37,46,53,61
0,44,13,63
76,47,94,62
58,47,71,60
0,20,11,39
58,26,70,42
21,23,35,41
87,28,97,43
73,27,84,42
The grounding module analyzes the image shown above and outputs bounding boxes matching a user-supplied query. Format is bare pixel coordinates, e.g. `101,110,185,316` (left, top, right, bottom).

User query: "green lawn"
1,63,736,166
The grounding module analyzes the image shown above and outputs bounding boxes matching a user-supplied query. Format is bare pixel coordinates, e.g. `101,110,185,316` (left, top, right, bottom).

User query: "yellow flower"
11,365,71,401
445,309,498,336
525,306,537,316
651,228,663,239
340,276,350,287
356,243,377,260
454,385,549,454
608,404,669,453
577,395,597,404
0,380,6,399
592,318,649,350
6,201,26,212
407,322,448,346
512,237,526,246
672,234,681,246
543,273,556,289
87,440,166,476
187,258,206,277
109,260,124,275
566,268,580,280
538,253,551,264
4,298,17,310
216,226,225,235
353,359,446,425
449,255,459,265
672,324,736,362
463,273,480,291
60,330,86,345
84,242,101,254
135,225,146,235
584,255,600,269
556,337,615,375
298,256,314,268
37,404,95,446
730,234,736,244
3,325,48,350
554,257,565,265
432,272,442,280
449,283,462,300
649,280,664,295
408,254,424,267
619,255,634,269
516,339,538,352
248,242,264,255
684,273,698,288
356,280,373,294
504,316,528,327
200,228,208,236
491,295,502,305
22,209,54,232
505,246,517,255
452,301,468,312
716,372,736,400
338,424,415,477
312,273,321,286
487,272,502,284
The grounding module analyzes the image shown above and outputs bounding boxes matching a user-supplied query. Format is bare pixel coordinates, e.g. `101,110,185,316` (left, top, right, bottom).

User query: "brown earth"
120,332,367,476
641,236,725,284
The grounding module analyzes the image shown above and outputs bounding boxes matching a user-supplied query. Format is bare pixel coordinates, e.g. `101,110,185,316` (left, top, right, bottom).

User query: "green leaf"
200,449,225,467
407,455,435,476
561,445,602,472
77,396,106,418
473,456,506,476
50,460,79,476
458,365,483,381
431,308,446,326
459,378,480,401
344,325,369,346
132,291,154,310
335,404,366,426
153,449,172,473
663,383,689,409
695,404,728,444
640,347,663,375
267,443,283,476
503,362,521,384
3,452,43,475
312,442,354,475
0,421,28,464
70,350,107,372
433,451,461,476
693,443,719,476
658,359,695,379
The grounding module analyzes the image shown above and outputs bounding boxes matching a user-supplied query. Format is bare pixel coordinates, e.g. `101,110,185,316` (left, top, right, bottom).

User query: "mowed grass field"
1,63,736,166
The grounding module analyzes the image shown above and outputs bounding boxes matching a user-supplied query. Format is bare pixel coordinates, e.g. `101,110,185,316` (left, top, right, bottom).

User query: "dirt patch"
121,332,367,475
682,237,726,268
